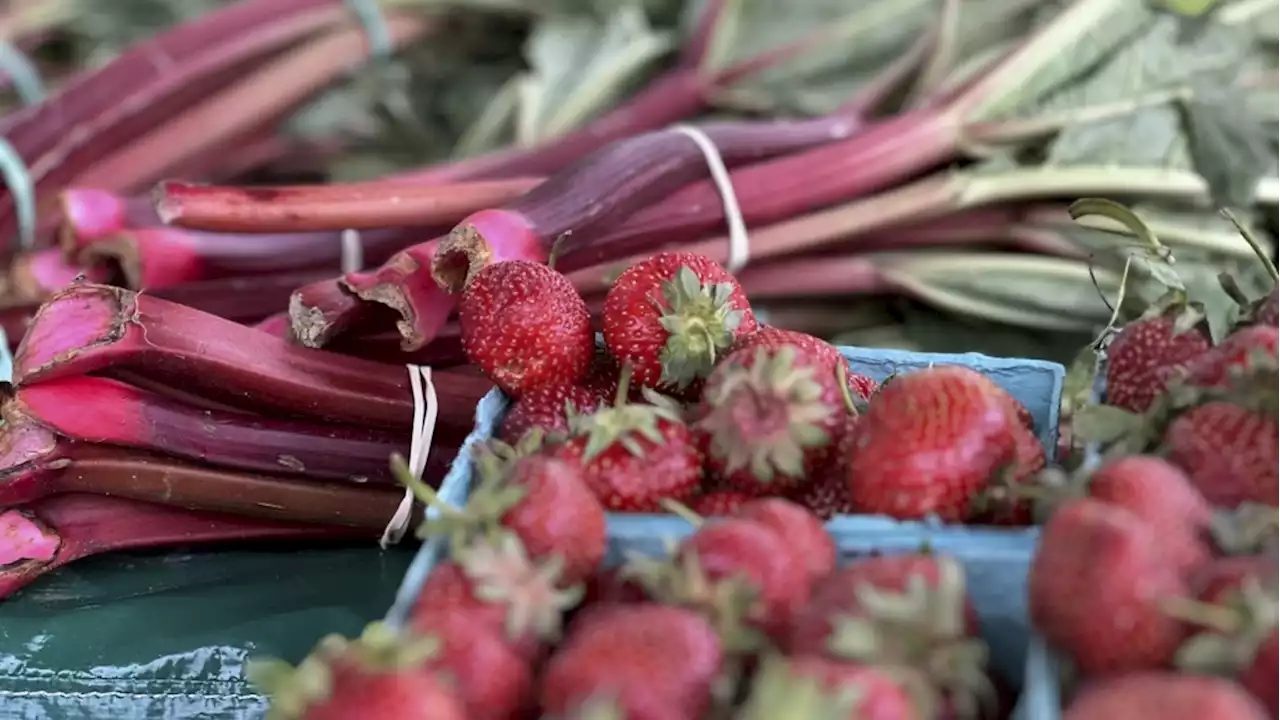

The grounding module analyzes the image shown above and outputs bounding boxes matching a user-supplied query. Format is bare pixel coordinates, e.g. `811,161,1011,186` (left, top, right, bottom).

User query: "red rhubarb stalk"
0,493,370,600
58,188,161,245
5,376,421,480
65,223,431,289
13,283,492,428
154,177,543,233
0,415,444,523
2,248,109,304
55,17,431,211
0,0,359,240
149,271,336,323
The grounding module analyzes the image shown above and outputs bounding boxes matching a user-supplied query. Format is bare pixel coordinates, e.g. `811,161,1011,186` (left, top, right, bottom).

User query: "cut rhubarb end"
431,225,491,293
430,209,542,293
78,227,205,290
287,283,363,349
16,282,125,380
342,252,453,352
0,510,60,567
0,415,62,507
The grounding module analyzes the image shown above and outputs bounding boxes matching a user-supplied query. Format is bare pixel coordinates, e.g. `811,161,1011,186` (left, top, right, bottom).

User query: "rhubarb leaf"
513,4,674,145
1177,84,1274,207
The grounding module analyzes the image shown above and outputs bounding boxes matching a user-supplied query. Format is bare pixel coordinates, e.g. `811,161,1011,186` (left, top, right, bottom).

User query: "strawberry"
738,654,925,719
250,622,468,720
1178,324,1279,390
409,536,582,661
1063,672,1270,719
1105,313,1212,412
1164,401,1279,508
845,366,1018,521
552,374,702,512
540,603,724,720
459,259,595,398
694,344,844,496
732,327,877,394
969,424,1045,526
1028,498,1190,675
734,497,836,584
411,607,534,720
690,490,755,516
602,252,757,395
579,566,650,609
497,383,609,444
792,471,856,520
786,555,986,712
632,517,813,645
583,347,623,399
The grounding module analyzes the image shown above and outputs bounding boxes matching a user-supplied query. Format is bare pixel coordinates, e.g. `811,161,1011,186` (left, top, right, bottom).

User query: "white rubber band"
379,365,438,548
670,124,750,273
340,228,364,274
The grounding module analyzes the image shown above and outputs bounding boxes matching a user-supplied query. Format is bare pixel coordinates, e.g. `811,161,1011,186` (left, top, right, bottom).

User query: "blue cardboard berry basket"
387,345,1066,718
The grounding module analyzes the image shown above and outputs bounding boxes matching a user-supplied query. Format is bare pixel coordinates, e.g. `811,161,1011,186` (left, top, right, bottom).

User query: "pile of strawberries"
1029,288,1279,718
453,251,1047,523
253,487,1012,719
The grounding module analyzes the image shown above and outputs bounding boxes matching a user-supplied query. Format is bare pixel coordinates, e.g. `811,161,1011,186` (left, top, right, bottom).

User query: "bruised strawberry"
633,518,813,645
846,366,1018,521
552,378,702,511
690,490,754,516
735,497,836,584
1029,498,1190,675
540,603,723,720
695,344,843,497
459,260,595,398
497,383,608,443
1063,672,1270,720
412,608,534,720
602,252,757,396
1105,313,1211,413
250,623,468,720
1165,401,1279,508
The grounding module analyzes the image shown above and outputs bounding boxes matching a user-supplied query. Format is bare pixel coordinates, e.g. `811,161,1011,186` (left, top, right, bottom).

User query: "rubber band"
670,124,750,274
344,0,393,61
0,136,36,250
340,228,364,274
0,41,46,105
379,365,438,548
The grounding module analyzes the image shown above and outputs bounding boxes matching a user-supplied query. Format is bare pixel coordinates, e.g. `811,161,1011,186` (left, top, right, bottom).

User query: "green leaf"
514,3,674,145
1177,84,1275,207
1072,404,1145,444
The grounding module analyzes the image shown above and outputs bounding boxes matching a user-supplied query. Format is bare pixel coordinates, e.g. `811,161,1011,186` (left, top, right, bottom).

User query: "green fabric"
0,545,414,719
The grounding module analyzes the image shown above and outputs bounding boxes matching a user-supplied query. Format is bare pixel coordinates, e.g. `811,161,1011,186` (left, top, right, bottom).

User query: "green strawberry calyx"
737,655,863,720
452,532,584,643
697,345,834,482
573,365,683,460
1167,573,1278,678
656,265,745,389
249,621,439,720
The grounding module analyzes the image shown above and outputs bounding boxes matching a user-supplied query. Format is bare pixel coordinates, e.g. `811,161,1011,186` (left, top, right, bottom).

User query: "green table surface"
0,544,414,719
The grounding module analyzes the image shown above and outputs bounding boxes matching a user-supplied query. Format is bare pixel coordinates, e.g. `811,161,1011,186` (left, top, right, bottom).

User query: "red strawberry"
1165,401,1279,507
1086,455,1212,574
497,383,609,443
786,555,985,711
1179,324,1279,389
551,380,702,511
637,518,813,643
579,566,649,609
1105,313,1212,412
250,623,468,720
734,497,836,584
540,603,723,720
583,348,622,399
792,470,856,520
409,537,581,661
731,326,843,365
411,608,534,720
1029,498,1190,675
694,344,844,496
690,490,754,516
459,259,595,398
602,252,757,395
846,366,1018,521
740,654,925,719
1063,672,1270,719
970,424,1045,526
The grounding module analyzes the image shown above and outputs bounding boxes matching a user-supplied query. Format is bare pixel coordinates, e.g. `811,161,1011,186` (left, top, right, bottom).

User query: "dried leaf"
514,4,673,145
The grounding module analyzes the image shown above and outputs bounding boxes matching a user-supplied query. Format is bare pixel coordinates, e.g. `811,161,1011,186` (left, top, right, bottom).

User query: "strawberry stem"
1159,595,1243,634
836,362,858,416
1221,208,1279,285
390,454,462,518
658,498,705,527
614,363,635,407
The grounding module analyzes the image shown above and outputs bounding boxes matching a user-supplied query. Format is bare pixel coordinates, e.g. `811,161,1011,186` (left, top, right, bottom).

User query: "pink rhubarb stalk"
2,248,109,304
14,283,492,428
0,493,370,600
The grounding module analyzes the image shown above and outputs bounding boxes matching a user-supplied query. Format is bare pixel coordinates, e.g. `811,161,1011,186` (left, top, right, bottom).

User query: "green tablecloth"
0,545,413,719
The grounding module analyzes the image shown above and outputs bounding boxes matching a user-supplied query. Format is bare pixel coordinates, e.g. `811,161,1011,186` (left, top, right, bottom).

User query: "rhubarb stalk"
59,188,161,245
2,248,108,304
14,283,492,428
0,415,439,524
0,493,370,600
4,376,429,481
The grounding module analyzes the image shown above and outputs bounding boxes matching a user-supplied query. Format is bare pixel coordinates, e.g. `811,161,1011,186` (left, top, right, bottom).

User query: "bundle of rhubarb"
251,489,1014,719
438,249,1046,524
